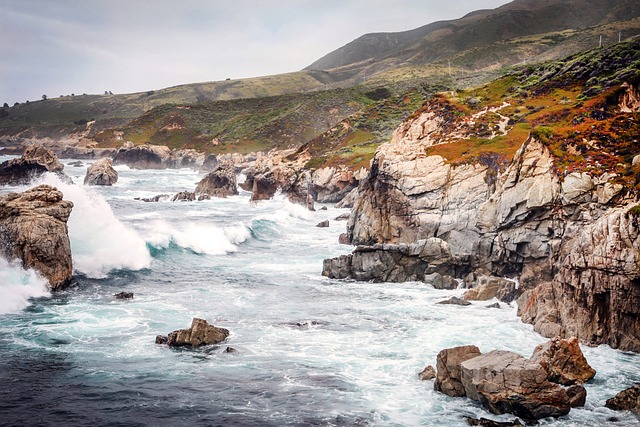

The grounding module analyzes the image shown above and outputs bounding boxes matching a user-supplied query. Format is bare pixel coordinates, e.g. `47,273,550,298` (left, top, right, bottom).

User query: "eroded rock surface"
0,145,65,185
84,158,118,186
195,161,237,198
0,185,73,289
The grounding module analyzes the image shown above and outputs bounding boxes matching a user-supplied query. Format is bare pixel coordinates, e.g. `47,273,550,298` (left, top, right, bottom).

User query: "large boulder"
0,185,73,289
463,276,520,303
195,161,237,198
434,345,482,397
605,384,640,414
157,318,230,347
112,143,171,169
460,350,571,420
529,337,596,385
84,158,118,186
0,145,65,185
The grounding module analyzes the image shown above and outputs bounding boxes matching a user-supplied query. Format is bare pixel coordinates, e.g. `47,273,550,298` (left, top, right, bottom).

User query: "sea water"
0,157,638,427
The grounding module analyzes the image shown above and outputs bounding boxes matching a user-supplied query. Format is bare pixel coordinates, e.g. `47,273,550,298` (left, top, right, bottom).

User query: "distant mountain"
306,0,640,80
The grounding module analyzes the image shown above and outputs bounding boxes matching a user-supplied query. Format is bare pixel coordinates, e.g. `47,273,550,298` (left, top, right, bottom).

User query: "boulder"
195,161,238,198
434,345,482,397
605,384,640,414
0,145,65,185
418,365,436,381
162,318,230,347
113,144,171,169
84,158,118,186
114,292,133,300
437,296,471,306
424,272,457,290
0,185,73,289
316,220,329,228
566,385,587,408
463,276,520,303
529,337,596,385
460,350,571,420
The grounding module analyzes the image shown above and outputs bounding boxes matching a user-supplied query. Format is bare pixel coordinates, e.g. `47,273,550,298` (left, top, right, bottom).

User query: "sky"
1,0,512,104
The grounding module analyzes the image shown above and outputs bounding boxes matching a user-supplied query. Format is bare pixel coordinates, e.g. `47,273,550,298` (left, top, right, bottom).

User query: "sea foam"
143,220,250,255
40,174,152,278
0,257,50,315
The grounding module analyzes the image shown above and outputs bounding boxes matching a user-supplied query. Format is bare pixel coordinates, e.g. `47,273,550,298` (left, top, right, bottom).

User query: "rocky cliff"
324,73,640,351
0,185,74,289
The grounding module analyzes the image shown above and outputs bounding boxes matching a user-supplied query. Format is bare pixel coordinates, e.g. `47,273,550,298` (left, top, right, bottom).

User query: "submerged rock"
0,185,73,289
114,292,134,300
464,417,523,427
171,191,196,202
84,158,118,186
316,220,329,228
437,296,471,306
159,318,230,347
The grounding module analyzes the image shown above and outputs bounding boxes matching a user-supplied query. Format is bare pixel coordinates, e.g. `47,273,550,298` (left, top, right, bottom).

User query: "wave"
0,257,50,315
40,174,152,278
142,220,251,255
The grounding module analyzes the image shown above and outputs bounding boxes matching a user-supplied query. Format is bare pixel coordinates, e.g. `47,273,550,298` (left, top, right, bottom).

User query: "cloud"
0,0,511,103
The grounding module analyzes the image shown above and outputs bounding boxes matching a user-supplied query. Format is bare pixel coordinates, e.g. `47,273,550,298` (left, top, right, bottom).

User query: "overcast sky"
1,0,512,104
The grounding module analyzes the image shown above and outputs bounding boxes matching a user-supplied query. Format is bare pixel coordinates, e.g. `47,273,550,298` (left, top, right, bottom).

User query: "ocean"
0,157,638,426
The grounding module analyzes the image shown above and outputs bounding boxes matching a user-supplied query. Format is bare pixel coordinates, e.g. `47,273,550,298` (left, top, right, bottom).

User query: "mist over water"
0,160,638,426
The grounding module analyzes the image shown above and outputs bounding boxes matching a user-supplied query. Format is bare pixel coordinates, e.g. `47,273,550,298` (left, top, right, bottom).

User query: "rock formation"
434,338,595,420
155,318,230,347
195,160,238,198
84,158,118,186
323,93,640,352
112,143,206,170
0,145,65,185
605,384,640,414
0,185,73,289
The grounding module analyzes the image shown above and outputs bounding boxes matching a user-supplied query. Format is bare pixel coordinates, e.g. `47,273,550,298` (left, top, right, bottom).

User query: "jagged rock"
0,145,65,185
338,233,351,245
464,417,523,427
566,385,587,408
605,384,640,414
437,296,471,306
311,166,366,203
316,220,329,228
434,345,482,397
84,158,118,186
460,350,571,420
463,276,520,303
114,292,133,300
162,318,230,347
113,143,171,169
171,191,195,202
336,187,359,208
529,337,596,385
155,335,168,344
619,82,640,113
0,185,73,289
334,213,350,221
418,365,436,380
486,302,501,309
195,160,237,198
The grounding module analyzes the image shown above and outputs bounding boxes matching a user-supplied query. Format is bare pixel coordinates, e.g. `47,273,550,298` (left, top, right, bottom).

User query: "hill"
306,0,640,84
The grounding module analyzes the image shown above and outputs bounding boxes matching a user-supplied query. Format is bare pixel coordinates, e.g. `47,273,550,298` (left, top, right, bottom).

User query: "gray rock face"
158,318,230,347
195,161,237,198
84,158,118,186
112,144,206,170
323,97,639,351
0,145,65,185
0,185,73,289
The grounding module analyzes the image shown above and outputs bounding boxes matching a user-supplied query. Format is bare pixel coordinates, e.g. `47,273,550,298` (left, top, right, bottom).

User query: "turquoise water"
0,159,638,426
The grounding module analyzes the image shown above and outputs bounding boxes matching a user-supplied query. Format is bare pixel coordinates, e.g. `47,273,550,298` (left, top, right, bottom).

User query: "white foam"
40,174,151,278
0,257,50,314
142,220,250,255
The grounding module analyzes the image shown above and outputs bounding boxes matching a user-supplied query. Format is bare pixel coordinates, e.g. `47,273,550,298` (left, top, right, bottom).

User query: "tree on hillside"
13,102,19,106
3,103,8,108
42,94,47,100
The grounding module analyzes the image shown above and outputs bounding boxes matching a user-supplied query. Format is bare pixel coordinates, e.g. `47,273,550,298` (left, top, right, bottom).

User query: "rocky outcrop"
155,318,230,347
323,96,639,351
84,158,118,186
434,338,594,420
418,365,436,380
619,82,640,113
0,145,65,185
112,143,206,170
171,191,196,202
195,161,237,198
463,276,520,303
311,166,367,203
0,185,73,289
605,384,640,414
